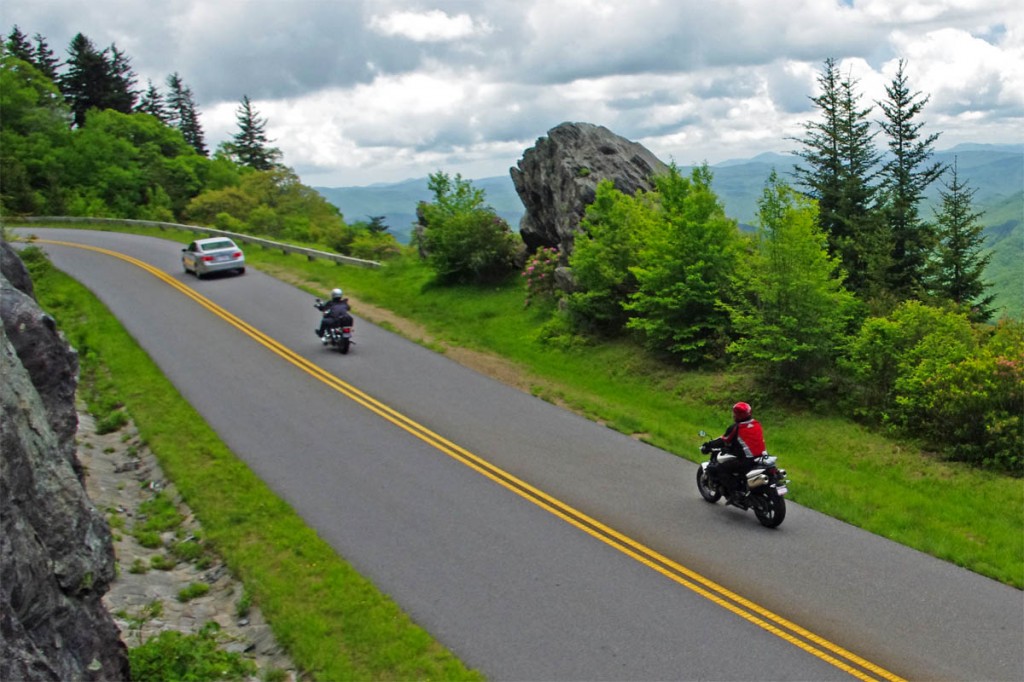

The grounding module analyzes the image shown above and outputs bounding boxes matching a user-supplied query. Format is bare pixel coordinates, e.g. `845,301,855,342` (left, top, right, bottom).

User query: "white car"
181,237,246,278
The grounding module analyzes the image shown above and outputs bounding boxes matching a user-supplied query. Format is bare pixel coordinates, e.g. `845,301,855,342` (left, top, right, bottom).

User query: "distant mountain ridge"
314,143,1021,317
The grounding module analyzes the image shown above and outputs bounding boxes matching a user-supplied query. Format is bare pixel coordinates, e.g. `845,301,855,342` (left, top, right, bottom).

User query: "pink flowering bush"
521,246,560,307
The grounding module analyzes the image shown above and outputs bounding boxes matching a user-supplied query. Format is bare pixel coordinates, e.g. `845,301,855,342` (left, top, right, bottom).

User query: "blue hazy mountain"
315,143,1020,237
314,144,1021,317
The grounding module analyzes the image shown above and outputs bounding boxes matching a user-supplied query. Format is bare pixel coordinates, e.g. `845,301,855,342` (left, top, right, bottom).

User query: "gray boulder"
1,238,130,681
510,122,670,257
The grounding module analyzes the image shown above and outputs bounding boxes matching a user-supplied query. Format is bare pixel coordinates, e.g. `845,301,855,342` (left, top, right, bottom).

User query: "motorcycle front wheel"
696,466,722,503
753,489,786,528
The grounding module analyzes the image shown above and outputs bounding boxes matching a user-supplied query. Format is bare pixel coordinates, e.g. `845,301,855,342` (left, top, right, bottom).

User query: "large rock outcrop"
1,238,131,681
510,122,670,257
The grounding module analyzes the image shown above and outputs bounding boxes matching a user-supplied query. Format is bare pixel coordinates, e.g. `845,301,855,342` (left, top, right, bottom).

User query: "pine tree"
106,45,138,113
32,33,60,81
59,33,136,126
794,58,884,298
224,95,281,170
930,158,994,320
166,72,207,155
4,26,34,62
878,59,945,300
136,79,169,122
60,33,107,126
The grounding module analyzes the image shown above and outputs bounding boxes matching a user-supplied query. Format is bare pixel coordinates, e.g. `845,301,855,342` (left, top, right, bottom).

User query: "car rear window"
202,240,236,251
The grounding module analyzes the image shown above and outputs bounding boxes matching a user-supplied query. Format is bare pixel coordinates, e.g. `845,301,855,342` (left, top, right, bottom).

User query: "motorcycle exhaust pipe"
747,473,769,489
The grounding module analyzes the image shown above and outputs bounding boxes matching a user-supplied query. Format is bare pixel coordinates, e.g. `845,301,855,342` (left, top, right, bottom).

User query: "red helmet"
733,402,752,421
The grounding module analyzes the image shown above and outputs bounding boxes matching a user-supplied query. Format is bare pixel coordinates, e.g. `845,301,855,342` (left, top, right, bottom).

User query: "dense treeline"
474,60,1019,474
0,26,400,261
2,28,1019,473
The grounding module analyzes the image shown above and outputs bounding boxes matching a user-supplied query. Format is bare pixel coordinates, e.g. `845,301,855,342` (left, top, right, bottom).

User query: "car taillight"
232,251,242,258
201,255,214,262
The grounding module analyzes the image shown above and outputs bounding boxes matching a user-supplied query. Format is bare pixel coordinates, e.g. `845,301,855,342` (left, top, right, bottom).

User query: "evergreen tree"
878,59,945,300
4,26,34,62
794,58,843,241
794,58,884,299
60,33,106,126
930,158,994,320
223,95,281,170
59,33,136,126
33,33,61,81
106,45,138,113
166,72,207,155
136,79,169,122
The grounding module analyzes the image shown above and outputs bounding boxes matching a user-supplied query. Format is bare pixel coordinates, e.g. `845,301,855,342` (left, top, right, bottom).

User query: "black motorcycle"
695,430,789,528
314,298,354,354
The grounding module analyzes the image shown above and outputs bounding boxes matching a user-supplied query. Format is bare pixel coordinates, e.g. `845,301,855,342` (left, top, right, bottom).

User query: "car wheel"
237,267,246,275
194,268,204,280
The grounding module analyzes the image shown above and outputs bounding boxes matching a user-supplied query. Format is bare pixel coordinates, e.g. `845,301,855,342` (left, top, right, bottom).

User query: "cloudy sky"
5,0,1023,187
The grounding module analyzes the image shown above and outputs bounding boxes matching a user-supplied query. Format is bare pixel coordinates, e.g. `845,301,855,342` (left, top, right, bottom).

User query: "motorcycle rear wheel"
753,489,786,528
339,338,350,354
696,466,722,503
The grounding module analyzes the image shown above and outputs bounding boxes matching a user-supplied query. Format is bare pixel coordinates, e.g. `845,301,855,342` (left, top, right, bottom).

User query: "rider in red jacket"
703,402,767,500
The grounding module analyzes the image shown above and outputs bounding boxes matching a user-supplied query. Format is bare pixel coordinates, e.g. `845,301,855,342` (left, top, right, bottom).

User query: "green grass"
18,244,483,681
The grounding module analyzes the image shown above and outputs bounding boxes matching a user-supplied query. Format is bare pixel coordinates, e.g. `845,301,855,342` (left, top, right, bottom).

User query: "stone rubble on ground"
76,409,302,681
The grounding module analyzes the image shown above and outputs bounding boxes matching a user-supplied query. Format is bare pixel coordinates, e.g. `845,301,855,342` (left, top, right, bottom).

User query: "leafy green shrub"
177,582,210,602
137,491,184,533
236,588,253,619
170,536,204,563
349,230,402,261
842,303,1022,473
150,554,178,571
423,208,520,283
134,530,162,549
842,301,977,419
128,622,256,682
419,171,521,283
903,319,1023,473
96,409,129,434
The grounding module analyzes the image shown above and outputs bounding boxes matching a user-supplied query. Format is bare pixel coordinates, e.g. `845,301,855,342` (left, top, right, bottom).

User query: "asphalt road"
12,228,1023,681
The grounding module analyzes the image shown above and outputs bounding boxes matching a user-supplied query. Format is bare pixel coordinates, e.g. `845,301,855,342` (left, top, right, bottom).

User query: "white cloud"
4,0,1022,185
368,9,491,42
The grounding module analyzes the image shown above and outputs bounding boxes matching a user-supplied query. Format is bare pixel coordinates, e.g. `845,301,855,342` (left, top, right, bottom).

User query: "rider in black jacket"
315,288,352,342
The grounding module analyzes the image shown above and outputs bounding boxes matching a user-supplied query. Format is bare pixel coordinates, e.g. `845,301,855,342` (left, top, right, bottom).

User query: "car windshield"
202,240,236,251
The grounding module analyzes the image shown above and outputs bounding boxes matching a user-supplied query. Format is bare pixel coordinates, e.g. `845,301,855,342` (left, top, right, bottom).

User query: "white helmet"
331,288,343,300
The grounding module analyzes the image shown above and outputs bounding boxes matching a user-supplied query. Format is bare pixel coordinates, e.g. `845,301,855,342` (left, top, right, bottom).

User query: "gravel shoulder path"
77,408,301,681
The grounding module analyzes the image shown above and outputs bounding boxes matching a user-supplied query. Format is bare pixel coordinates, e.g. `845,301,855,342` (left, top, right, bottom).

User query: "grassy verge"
14,223,1024,588
19,245,483,681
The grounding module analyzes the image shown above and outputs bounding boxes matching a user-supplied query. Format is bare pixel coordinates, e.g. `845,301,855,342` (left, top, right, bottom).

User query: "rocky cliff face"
1,238,131,681
510,122,670,257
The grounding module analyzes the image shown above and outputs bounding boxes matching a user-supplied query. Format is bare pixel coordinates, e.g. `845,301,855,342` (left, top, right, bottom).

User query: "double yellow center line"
36,238,904,682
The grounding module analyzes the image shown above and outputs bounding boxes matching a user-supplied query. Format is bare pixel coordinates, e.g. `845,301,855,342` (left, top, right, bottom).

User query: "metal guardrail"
4,216,382,269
